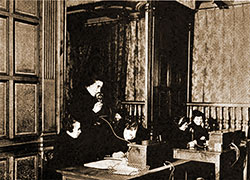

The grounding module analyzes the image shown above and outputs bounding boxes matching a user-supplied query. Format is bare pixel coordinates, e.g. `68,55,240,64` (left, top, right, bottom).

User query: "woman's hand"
112,151,125,159
92,102,103,113
200,136,206,140
114,113,122,121
187,140,197,149
179,122,189,131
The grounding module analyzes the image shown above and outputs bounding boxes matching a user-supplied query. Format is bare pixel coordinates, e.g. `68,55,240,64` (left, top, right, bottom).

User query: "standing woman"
69,72,124,162
69,73,104,129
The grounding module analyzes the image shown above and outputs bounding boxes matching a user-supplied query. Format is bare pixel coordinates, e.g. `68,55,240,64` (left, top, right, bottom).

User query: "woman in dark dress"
52,119,83,168
44,117,83,179
68,74,125,162
170,110,209,149
68,74,104,129
185,110,209,149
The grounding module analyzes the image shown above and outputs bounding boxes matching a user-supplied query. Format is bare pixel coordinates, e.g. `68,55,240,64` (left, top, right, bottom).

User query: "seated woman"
44,116,83,179
185,110,209,149
52,117,83,168
111,116,150,158
173,115,193,148
170,110,209,149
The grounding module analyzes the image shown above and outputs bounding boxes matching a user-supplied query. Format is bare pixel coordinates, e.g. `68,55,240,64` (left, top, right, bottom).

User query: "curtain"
192,3,250,103
65,21,126,111
125,18,146,101
65,16,146,115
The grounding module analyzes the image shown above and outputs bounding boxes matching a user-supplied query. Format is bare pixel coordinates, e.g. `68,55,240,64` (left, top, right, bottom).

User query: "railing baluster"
231,107,234,130
221,107,225,129
236,107,240,130
235,107,238,130
242,107,247,136
216,107,220,130
229,107,233,130
247,108,250,138
240,107,243,131
224,107,229,129
120,101,145,125
186,103,249,136
229,107,232,129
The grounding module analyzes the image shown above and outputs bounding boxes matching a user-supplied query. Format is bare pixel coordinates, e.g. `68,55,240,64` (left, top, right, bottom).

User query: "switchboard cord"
229,142,240,167
99,115,131,144
164,161,175,180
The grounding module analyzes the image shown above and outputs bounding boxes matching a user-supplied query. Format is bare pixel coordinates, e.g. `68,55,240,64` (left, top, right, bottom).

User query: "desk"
57,166,140,180
56,159,189,180
173,148,244,180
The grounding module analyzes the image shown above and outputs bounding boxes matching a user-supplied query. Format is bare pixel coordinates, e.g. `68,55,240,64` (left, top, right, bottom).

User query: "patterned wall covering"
125,18,146,101
192,3,250,103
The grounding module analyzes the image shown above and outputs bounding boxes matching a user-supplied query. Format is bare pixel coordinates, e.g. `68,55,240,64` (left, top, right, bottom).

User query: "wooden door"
153,2,194,132
0,0,40,140
0,0,65,179
0,0,64,141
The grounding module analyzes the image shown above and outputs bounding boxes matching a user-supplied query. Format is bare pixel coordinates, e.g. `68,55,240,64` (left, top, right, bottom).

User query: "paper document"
84,159,140,175
84,159,122,169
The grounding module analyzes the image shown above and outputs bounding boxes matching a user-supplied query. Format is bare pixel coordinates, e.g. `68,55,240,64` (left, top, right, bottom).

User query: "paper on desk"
112,163,139,175
84,159,121,169
84,159,140,176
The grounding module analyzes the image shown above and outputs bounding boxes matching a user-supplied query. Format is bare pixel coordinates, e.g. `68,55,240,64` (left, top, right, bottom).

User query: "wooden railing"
186,102,250,137
120,101,145,124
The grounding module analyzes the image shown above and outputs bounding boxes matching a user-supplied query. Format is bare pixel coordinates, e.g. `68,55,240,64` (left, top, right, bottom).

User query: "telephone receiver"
96,92,104,102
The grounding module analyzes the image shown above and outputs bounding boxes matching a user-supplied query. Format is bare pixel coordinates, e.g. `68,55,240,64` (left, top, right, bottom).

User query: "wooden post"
145,2,155,140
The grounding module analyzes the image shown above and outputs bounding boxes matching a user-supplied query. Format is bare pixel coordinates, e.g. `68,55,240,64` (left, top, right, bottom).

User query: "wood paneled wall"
0,0,66,179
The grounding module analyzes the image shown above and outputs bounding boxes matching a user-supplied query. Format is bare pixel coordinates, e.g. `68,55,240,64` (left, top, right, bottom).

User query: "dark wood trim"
187,102,250,107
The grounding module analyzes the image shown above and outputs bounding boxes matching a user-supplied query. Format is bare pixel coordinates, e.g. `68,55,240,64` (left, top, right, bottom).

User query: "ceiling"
66,0,244,16
66,0,146,21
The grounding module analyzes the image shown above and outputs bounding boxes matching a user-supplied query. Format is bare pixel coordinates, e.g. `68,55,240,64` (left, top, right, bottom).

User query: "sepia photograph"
0,0,250,179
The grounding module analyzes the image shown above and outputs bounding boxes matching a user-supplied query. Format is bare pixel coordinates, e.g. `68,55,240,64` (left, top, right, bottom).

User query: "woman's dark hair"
177,116,190,127
63,115,78,132
82,54,105,87
191,110,205,124
84,72,104,87
125,120,138,130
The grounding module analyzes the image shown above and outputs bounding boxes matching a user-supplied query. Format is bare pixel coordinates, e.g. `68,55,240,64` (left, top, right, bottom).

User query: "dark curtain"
65,20,129,115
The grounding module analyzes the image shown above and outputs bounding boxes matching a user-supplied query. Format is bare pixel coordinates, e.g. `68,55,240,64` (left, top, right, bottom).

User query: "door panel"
15,155,38,180
15,21,38,75
15,83,37,135
44,80,56,132
0,17,7,73
0,159,7,179
0,0,6,9
0,0,40,140
0,82,7,137
15,0,38,17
